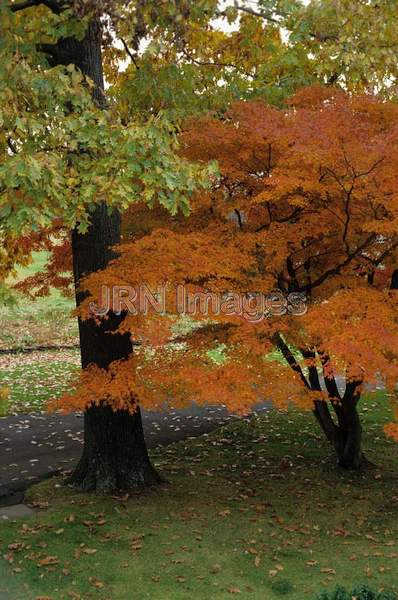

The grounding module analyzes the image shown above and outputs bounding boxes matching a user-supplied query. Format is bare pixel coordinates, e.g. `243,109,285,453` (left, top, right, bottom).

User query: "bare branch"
7,137,18,154
120,38,139,69
216,2,278,23
179,46,253,78
234,209,243,228
342,184,354,253
232,2,278,22
272,333,309,389
355,156,385,179
297,234,376,293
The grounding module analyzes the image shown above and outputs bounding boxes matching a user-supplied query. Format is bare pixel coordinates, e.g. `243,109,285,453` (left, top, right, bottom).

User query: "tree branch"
343,379,362,405
179,46,253,78
216,2,278,23
319,353,341,401
272,333,309,388
234,209,243,228
300,348,338,442
232,2,278,22
7,137,18,154
313,399,338,442
9,0,61,13
297,234,376,293
361,238,398,268
120,38,139,70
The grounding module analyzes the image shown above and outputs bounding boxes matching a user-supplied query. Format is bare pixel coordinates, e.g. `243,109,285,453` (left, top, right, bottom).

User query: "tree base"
67,461,163,494
66,405,162,494
336,453,376,472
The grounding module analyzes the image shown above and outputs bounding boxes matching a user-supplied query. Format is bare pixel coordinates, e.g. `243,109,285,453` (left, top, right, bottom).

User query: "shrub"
316,584,396,600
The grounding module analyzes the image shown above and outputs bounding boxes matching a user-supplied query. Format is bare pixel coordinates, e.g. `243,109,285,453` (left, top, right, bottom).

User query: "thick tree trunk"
68,405,160,493
69,205,160,492
45,15,158,492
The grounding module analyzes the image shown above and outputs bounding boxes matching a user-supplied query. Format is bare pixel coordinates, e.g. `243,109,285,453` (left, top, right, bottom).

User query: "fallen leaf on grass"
37,556,59,567
321,568,336,575
130,544,143,551
269,570,278,578
64,515,75,523
379,566,390,573
89,577,104,589
31,501,50,509
210,564,222,573
8,542,24,552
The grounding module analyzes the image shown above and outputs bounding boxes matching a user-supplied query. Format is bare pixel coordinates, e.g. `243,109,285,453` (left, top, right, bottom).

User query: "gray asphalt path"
0,403,271,506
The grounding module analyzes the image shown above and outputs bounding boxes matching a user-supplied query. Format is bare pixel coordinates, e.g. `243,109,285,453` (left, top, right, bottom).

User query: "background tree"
244,0,398,95
67,87,398,471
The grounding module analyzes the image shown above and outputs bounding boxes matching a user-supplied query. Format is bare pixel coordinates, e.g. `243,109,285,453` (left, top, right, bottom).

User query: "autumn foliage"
54,86,398,468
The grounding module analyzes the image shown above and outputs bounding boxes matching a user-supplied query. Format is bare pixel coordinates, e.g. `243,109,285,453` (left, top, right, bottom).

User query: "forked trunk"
273,339,366,471
314,392,365,470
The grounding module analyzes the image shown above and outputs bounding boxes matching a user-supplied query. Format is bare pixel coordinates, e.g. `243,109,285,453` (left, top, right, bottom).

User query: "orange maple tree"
51,86,398,470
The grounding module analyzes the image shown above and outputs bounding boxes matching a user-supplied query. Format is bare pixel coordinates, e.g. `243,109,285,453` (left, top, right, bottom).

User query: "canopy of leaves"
62,87,398,442
5,0,398,290
255,0,398,96
0,2,218,286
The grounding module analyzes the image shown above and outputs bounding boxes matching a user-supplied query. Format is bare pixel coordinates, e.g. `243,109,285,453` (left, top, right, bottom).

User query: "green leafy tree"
247,0,398,95
1,1,216,492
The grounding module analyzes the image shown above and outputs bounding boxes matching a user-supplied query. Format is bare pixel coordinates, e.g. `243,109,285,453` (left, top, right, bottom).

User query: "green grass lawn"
0,396,397,599
0,349,80,415
0,251,77,350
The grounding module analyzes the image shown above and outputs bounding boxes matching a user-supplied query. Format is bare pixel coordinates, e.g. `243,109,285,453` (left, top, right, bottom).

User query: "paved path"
0,403,271,506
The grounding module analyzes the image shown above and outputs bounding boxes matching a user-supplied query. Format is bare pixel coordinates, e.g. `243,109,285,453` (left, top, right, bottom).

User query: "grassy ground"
0,396,397,600
0,349,80,415
0,251,77,350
